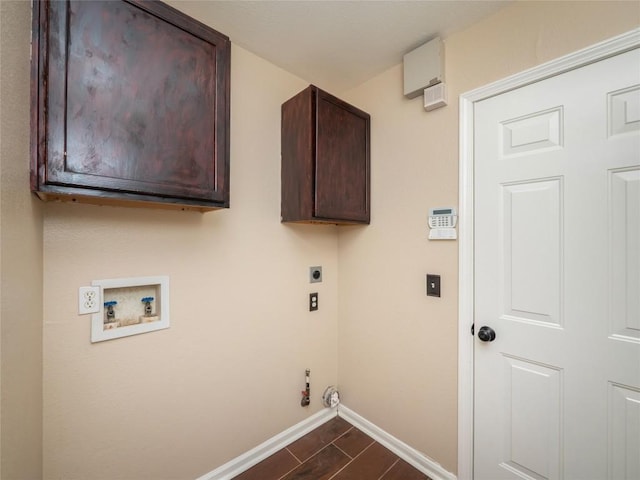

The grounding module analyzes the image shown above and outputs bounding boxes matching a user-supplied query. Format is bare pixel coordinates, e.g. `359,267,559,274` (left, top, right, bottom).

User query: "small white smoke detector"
424,83,447,111
322,386,340,408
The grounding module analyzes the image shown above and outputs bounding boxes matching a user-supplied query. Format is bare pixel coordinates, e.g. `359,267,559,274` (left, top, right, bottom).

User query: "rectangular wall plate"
79,286,101,314
90,275,170,343
309,266,322,283
426,274,441,297
309,292,318,311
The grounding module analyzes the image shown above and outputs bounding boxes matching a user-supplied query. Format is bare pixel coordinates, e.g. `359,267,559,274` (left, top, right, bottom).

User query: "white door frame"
457,28,640,480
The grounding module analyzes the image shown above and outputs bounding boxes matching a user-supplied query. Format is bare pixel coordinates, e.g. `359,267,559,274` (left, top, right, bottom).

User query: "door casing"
457,28,640,479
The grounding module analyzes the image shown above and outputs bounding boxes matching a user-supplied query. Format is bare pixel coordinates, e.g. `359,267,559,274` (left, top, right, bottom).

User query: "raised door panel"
609,383,640,479
315,90,370,223
32,0,230,210
500,356,563,480
609,167,640,342
501,178,563,327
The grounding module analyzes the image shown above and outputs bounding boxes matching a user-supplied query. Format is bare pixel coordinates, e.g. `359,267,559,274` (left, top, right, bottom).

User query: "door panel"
608,85,640,137
609,383,640,479
501,355,563,480
500,107,564,157
502,179,563,326
609,167,640,341
315,91,370,222
474,48,640,479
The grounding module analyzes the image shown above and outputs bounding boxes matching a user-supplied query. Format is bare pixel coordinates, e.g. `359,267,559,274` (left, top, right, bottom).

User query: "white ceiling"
176,1,512,93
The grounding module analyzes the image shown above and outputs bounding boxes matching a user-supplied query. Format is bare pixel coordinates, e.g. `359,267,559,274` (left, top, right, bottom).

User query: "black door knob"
478,326,496,342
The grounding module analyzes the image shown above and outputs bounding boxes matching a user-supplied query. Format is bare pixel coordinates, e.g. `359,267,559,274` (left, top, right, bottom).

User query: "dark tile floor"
233,417,432,480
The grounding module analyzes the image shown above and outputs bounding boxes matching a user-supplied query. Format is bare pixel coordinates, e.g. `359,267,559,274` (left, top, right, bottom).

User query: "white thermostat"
428,207,457,240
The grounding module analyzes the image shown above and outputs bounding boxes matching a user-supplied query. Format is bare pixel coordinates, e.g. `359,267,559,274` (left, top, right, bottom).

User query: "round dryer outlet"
322,386,340,408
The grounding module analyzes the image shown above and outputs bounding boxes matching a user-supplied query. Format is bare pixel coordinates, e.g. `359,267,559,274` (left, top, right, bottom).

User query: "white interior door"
474,48,640,480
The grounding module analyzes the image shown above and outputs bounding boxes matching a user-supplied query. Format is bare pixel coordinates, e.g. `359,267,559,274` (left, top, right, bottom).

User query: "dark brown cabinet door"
31,0,230,211
281,86,370,224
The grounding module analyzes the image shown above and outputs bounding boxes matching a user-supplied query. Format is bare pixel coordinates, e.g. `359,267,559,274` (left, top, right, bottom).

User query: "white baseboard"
337,405,457,480
196,408,337,480
196,404,457,480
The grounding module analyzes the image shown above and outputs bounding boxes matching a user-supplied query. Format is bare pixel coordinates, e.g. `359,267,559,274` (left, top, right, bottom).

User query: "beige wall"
42,27,339,480
339,1,639,474
1,1,638,479
0,1,44,479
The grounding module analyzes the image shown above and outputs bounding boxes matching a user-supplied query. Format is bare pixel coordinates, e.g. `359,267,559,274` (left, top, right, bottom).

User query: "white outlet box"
91,275,170,343
79,286,101,314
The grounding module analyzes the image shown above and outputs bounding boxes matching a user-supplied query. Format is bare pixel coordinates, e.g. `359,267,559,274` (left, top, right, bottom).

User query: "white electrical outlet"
79,286,100,315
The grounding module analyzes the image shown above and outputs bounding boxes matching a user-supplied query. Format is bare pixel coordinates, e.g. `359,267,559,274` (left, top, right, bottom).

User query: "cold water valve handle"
301,369,310,407
141,297,154,316
104,301,117,322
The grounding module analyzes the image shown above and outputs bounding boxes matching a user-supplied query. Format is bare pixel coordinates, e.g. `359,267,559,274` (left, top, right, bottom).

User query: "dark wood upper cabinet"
31,0,230,211
281,85,370,224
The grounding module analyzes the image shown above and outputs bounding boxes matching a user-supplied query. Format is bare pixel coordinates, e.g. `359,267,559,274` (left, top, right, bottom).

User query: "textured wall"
0,1,44,478
338,1,639,474
41,43,340,479
2,1,638,479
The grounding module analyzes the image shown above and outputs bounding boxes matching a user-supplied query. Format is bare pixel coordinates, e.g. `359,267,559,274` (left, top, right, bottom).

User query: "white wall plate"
90,275,170,343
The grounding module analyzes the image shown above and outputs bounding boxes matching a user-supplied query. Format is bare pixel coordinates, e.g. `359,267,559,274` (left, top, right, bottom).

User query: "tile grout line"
333,425,354,443
284,446,302,464
327,439,377,480
331,442,355,460
274,421,353,480
275,448,302,480
289,424,353,464
377,458,400,480
330,426,373,462
283,439,348,478
326,457,352,480
240,418,429,480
